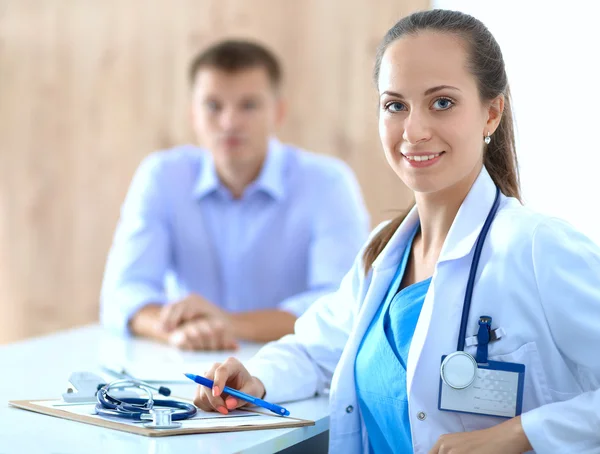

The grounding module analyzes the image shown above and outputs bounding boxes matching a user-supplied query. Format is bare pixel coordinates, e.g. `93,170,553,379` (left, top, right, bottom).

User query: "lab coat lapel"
406,167,500,394
353,208,421,344
331,208,420,418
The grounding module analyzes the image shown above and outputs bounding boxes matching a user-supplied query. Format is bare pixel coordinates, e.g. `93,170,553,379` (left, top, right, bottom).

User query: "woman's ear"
485,94,505,134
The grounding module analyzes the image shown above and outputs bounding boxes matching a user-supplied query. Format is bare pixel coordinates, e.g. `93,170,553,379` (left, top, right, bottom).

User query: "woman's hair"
363,9,521,274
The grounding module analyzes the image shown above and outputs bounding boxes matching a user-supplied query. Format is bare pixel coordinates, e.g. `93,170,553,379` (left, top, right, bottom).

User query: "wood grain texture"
0,0,428,343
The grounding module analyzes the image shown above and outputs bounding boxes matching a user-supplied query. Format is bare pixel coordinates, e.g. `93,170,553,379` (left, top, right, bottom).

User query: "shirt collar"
193,137,286,201
192,152,220,200
248,138,286,200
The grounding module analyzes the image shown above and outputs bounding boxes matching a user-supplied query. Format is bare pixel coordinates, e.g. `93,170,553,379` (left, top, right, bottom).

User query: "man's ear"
190,101,196,126
275,97,287,127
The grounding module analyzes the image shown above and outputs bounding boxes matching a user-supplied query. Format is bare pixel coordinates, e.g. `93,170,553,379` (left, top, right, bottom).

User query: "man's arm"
147,294,296,345
100,153,171,337
227,310,297,343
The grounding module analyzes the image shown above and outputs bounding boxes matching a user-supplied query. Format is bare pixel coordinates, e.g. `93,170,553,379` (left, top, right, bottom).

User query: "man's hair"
188,40,282,89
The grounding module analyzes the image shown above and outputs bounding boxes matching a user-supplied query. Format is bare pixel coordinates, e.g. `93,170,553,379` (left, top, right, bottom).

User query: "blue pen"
184,373,290,417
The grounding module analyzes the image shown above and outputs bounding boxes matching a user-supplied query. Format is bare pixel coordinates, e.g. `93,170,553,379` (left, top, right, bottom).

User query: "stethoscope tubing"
96,380,197,421
456,186,501,352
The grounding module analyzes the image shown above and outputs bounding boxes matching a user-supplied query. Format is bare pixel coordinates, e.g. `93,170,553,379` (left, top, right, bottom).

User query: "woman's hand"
429,416,532,454
193,357,266,415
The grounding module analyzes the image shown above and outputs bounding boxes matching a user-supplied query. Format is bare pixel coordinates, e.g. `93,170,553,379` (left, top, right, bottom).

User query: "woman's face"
378,31,502,196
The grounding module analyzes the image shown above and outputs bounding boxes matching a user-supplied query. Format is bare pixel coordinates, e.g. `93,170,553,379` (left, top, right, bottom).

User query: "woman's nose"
402,111,432,144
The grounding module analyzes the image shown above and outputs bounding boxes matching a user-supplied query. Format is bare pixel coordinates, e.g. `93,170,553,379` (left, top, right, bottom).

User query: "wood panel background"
0,0,428,344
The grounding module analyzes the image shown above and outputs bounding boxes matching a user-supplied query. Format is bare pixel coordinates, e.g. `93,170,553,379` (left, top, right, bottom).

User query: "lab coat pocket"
458,341,552,432
547,388,580,403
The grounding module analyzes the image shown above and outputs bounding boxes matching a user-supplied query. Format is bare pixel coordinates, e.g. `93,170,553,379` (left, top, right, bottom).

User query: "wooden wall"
0,0,428,343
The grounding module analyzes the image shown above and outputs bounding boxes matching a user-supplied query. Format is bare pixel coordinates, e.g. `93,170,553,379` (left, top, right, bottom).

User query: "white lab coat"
245,167,600,454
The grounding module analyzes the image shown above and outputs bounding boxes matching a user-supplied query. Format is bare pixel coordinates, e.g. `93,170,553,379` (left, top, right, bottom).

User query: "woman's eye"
432,98,454,110
385,102,407,113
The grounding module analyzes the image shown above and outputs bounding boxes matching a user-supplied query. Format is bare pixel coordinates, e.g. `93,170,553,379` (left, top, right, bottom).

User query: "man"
100,40,369,350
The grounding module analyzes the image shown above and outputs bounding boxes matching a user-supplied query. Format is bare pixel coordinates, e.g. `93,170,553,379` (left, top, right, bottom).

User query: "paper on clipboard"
9,398,314,437
34,400,262,424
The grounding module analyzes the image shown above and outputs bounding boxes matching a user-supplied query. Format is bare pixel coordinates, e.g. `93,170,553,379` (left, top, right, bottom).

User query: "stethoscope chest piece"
143,409,182,429
440,351,477,389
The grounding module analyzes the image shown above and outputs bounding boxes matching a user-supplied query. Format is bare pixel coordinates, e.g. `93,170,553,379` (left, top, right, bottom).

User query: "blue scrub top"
355,225,432,454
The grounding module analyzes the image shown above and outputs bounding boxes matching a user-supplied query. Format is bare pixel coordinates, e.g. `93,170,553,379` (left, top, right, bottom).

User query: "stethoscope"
96,379,197,429
439,186,501,390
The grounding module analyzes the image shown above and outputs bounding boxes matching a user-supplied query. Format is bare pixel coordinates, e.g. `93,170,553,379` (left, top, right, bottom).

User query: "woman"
193,9,600,454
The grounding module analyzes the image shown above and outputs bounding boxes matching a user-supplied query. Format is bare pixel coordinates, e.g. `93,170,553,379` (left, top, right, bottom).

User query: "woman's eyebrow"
424,85,461,96
380,90,403,99
380,85,461,99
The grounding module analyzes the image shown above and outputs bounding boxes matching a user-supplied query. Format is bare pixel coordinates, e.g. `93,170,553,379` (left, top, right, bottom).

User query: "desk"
0,325,330,454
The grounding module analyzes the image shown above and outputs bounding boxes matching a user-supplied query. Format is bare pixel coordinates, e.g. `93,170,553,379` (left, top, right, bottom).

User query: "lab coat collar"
371,166,498,270
438,166,498,263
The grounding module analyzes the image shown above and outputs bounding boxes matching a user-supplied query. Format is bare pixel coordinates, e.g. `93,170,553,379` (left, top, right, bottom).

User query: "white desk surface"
0,325,330,454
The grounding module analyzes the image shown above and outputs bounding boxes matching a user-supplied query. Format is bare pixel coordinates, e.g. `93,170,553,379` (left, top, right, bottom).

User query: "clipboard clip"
61,371,136,403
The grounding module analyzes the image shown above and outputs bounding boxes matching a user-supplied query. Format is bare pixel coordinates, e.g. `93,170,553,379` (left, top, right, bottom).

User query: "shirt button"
346,405,354,414
417,411,426,421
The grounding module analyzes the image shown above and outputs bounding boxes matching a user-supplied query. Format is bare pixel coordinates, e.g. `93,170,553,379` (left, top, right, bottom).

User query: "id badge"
438,356,525,418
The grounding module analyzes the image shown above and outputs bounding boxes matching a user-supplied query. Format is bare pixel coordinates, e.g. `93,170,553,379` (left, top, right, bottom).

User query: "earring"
484,132,491,145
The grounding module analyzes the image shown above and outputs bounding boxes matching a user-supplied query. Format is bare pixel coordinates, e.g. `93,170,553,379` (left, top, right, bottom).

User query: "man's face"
191,67,283,173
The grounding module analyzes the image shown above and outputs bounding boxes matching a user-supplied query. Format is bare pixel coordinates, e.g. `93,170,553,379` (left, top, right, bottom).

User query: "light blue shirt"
355,225,431,454
100,138,370,335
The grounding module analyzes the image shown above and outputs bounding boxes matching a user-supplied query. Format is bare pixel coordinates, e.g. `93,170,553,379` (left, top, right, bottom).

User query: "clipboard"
9,399,314,437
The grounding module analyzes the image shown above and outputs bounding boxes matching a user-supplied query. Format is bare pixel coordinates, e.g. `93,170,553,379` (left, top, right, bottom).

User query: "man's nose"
218,108,243,131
